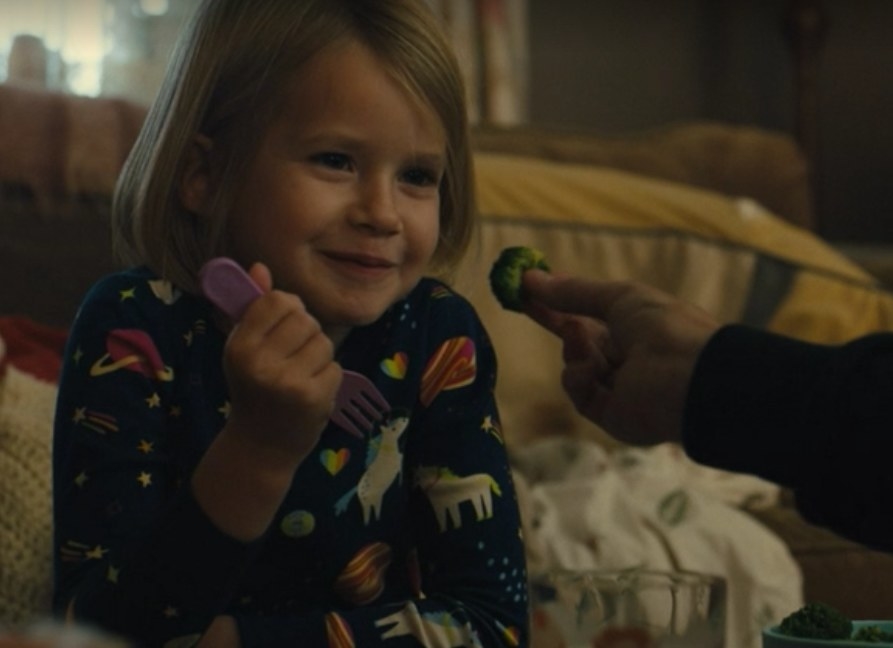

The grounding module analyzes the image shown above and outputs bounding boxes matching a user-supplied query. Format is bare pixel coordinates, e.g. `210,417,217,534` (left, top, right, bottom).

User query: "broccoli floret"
853,625,893,643
489,246,550,311
779,602,853,640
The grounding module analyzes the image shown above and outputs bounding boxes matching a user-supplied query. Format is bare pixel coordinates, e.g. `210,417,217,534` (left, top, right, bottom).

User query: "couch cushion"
472,122,815,231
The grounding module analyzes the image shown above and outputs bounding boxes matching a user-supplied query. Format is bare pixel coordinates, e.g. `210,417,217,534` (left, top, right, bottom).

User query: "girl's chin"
321,290,403,320
319,306,388,334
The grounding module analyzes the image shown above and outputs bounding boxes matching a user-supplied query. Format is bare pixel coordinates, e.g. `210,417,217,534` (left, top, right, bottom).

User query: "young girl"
52,1,528,646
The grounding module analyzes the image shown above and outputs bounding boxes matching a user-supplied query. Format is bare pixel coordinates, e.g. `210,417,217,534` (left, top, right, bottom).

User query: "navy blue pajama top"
52,267,529,648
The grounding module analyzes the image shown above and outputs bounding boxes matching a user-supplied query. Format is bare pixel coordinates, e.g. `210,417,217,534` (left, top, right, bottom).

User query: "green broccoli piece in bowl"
853,625,893,643
779,602,853,640
489,246,550,312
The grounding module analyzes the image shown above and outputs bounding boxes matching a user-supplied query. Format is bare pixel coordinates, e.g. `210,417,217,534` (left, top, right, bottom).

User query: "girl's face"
224,39,445,346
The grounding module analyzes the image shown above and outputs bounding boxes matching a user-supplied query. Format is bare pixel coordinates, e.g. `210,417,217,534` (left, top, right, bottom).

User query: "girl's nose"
351,178,402,234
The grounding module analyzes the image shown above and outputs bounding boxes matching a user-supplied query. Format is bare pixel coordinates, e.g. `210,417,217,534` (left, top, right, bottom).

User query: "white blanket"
511,438,803,648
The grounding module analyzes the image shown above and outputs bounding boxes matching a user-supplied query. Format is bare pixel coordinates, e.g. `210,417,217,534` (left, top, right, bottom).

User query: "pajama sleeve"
53,272,260,645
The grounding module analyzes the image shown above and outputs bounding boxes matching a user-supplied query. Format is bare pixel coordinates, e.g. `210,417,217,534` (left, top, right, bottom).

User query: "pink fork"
199,257,390,437
330,370,389,437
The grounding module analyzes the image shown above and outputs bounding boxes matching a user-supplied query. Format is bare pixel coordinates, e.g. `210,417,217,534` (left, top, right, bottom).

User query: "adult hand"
521,270,720,446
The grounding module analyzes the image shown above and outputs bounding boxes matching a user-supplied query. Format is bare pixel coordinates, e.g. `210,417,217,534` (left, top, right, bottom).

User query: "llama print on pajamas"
413,465,502,532
375,602,483,647
335,410,410,524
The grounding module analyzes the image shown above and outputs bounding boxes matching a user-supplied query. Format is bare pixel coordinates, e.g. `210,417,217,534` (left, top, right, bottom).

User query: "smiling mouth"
325,252,396,269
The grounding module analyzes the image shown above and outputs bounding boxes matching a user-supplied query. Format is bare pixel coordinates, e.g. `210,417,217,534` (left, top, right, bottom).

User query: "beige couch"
3,84,893,633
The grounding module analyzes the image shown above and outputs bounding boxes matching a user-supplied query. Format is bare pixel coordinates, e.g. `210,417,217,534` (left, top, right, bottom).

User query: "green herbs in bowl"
764,603,893,646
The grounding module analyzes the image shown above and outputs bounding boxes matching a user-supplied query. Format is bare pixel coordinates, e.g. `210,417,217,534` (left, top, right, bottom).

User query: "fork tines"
338,394,386,434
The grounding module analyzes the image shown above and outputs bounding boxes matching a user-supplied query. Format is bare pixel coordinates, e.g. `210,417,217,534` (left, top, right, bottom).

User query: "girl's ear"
180,134,214,215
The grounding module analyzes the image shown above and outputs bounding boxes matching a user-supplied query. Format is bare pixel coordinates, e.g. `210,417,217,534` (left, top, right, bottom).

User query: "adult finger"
523,270,639,322
522,298,574,338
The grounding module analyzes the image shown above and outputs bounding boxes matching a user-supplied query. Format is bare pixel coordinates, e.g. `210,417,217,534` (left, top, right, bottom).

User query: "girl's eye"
311,152,352,171
401,166,440,188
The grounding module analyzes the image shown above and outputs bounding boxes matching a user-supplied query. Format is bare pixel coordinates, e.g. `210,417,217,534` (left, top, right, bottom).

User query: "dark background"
526,0,893,244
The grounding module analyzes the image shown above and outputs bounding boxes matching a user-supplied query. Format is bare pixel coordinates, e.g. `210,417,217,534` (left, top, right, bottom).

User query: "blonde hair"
112,0,473,293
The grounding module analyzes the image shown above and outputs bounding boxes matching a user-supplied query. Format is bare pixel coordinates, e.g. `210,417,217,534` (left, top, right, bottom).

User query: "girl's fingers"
248,261,273,293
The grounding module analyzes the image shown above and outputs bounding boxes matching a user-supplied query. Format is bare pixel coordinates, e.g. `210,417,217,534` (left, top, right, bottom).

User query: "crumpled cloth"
511,437,803,648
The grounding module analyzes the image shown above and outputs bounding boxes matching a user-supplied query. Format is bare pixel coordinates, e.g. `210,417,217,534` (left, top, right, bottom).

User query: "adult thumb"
523,270,630,322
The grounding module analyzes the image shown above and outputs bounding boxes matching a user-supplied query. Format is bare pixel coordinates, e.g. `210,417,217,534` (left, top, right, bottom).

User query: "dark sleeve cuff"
139,484,265,612
681,324,836,487
682,324,893,551
70,484,266,643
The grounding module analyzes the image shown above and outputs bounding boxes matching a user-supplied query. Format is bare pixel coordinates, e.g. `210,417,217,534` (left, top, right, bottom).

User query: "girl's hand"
193,262,341,541
222,263,342,466
197,616,240,648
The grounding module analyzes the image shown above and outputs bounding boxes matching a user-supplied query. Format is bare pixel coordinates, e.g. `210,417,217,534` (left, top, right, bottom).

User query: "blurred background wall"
1,0,891,243
526,0,893,245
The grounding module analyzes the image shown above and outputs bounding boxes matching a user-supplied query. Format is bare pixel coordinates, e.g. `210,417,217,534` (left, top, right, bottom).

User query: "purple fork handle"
199,257,263,321
199,258,392,435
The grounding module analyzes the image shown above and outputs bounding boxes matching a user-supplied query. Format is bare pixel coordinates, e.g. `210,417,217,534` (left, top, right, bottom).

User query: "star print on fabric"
137,472,153,488
72,347,84,365
481,415,504,444
137,439,154,454
169,405,182,418
145,392,162,409
162,606,179,619
74,472,89,488
119,287,136,301
85,545,108,560
183,330,193,347
72,407,119,434
106,565,120,584
59,540,90,563
218,401,231,419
